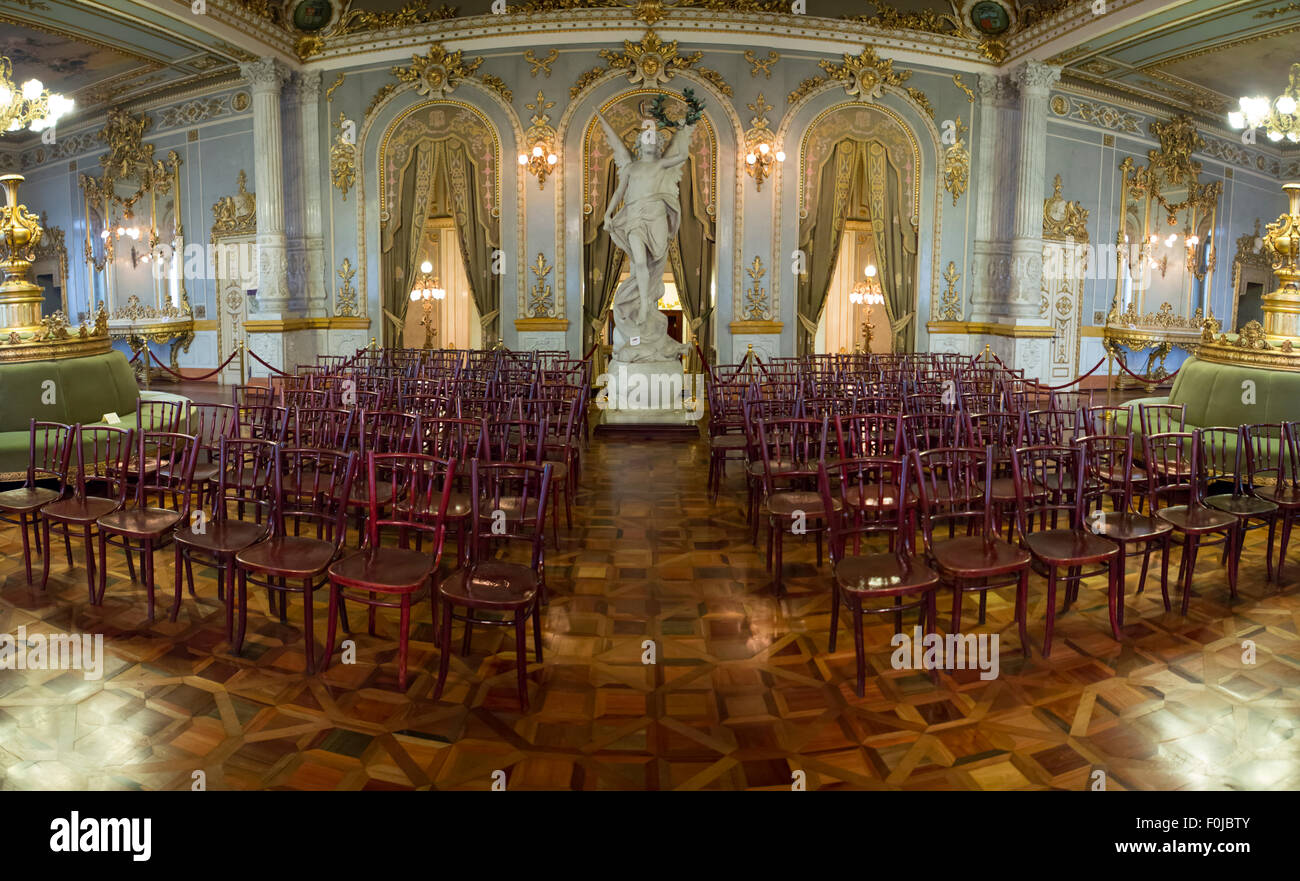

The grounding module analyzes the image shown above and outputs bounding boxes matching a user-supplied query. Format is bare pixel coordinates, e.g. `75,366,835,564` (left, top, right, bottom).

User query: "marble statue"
596,95,700,363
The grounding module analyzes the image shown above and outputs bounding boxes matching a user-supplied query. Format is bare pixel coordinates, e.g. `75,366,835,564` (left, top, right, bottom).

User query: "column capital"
977,73,1017,107
294,70,322,104
239,57,290,93
1015,61,1061,97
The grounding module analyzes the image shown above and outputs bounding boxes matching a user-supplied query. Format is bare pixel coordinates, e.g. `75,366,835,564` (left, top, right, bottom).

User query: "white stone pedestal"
595,358,704,425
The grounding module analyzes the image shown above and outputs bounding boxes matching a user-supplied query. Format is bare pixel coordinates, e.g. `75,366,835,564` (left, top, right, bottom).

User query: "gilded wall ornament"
211,170,256,234
943,117,968,207
570,67,606,99
952,74,975,103
529,252,555,317
818,48,910,101
392,44,483,98
743,255,769,321
744,50,778,78
480,74,513,103
525,48,558,77
337,1,457,33
977,38,1008,63
599,30,729,94
842,4,968,35
1042,174,1088,239
365,83,396,118
325,72,345,102
335,257,358,317
906,87,935,119
939,261,961,321
788,76,827,105
330,112,356,200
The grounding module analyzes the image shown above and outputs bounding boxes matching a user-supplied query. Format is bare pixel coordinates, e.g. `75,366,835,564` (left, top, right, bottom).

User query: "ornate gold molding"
330,112,356,200
336,257,358,317
212,170,256,235
938,261,960,322
927,321,1056,338
952,74,975,103
325,73,345,102
943,117,968,207
525,48,558,77
392,44,483,98
1042,174,1088,239
744,49,778,78
528,251,555,318
244,317,369,332
729,319,782,334
598,30,731,95
743,255,769,321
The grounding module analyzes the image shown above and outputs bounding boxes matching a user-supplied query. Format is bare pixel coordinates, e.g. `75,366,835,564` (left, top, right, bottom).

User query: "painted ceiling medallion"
392,44,483,98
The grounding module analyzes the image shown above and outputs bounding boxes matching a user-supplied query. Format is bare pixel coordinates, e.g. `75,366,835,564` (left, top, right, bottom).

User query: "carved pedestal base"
595,358,703,428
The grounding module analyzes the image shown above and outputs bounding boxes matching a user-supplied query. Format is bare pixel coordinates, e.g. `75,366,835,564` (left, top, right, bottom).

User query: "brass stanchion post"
238,339,246,387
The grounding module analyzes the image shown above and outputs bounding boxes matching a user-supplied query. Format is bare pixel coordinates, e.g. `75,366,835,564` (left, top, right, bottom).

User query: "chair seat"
174,519,270,554
843,483,911,508
97,507,183,537
747,458,796,478
1156,504,1235,533
192,462,221,484
396,491,471,521
709,434,747,450
1025,529,1117,564
41,496,118,525
1205,493,1277,517
0,486,59,513
328,547,434,592
930,536,1030,577
1253,484,1300,507
985,477,1018,502
347,477,396,508
836,553,938,594
236,535,337,577
479,495,542,522
767,491,842,518
1093,511,1172,542
439,560,537,608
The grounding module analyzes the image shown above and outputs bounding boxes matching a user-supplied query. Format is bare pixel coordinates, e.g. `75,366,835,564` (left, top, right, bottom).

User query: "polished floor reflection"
1,417,1298,790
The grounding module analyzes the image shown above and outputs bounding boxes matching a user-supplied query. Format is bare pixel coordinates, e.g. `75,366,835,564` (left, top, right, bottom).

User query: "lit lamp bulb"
1278,95,1297,115
1228,111,1245,129
21,79,42,100
547,153,557,165
759,142,770,155
532,145,543,158
745,152,756,164
517,153,527,165
775,150,786,162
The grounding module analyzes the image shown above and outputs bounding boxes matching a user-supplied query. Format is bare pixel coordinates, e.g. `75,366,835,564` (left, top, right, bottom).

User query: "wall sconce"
520,90,559,190
744,139,784,191
518,141,558,189
409,259,444,350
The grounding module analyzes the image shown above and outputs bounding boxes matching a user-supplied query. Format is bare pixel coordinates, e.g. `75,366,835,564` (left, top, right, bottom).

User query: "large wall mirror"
1232,219,1275,330
79,109,193,374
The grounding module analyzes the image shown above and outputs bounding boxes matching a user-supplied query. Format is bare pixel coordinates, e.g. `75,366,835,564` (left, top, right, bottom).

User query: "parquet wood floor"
1,413,1298,790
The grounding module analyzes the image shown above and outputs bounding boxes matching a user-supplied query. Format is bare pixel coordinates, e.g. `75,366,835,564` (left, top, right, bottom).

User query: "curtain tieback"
479,310,499,327
891,311,914,333
796,313,819,336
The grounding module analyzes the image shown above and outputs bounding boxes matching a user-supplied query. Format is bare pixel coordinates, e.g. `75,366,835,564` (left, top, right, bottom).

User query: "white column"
1007,60,1061,320
240,58,291,313
297,71,328,312
969,73,1017,322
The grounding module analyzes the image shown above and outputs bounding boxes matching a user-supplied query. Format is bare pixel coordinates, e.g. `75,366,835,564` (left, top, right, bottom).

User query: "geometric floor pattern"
2,427,1300,790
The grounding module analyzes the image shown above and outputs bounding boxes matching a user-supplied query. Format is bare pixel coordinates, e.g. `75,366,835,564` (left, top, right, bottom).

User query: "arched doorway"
377,103,502,348
795,105,923,356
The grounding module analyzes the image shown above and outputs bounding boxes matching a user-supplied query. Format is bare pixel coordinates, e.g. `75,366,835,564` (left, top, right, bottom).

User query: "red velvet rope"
128,348,143,364
581,343,599,363
1115,354,1181,384
148,347,240,381
1023,356,1107,390
246,346,293,376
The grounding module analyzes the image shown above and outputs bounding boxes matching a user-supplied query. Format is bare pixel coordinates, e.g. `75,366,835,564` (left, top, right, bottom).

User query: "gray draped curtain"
381,139,500,347
866,141,917,354
669,150,715,372
583,157,625,361
796,139,916,355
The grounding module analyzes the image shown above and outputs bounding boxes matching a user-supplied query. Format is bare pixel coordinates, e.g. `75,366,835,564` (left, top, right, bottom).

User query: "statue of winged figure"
596,91,703,362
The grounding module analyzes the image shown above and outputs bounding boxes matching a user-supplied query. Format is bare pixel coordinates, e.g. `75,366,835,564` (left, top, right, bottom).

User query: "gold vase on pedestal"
0,173,110,362
1197,180,1300,370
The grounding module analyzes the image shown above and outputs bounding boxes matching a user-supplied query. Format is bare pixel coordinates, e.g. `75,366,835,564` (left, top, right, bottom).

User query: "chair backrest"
817,457,911,569
1082,405,1131,436
421,415,487,462
139,398,184,433
23,419,73,490
212,436,277,523
72,424,135,503
188,403,238,462
1021,408,1081,445
136,430,201,513
1077,431,1131,504
358,410,420,456
833,412,903,460
294,407,355,451
1144,431,1200,510
364,452,456,566
1196,426,1245,495
1245,422,1288,486
910,445,993,548
1140,402,1186,437
1010,444,1083,538
272,448,358,548
468,459,552,573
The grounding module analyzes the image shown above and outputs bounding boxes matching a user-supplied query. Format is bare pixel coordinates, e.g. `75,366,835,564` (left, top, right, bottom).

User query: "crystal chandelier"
1228,63,1300,142
0,55,74,135
849,264,885,305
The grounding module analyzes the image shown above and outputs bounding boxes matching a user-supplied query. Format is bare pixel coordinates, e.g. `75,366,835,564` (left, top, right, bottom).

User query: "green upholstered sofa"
0,350,188,481
1111,356,1300,461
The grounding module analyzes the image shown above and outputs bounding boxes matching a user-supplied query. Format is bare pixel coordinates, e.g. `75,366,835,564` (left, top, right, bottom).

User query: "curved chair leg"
170,543,184,622
851,604,865,698
1106,556,1122,641
433,600,453,701
1179,535,1200,616
397,596,410,690
514,614,529,711
1016,569,1031,658
90,527,103,605
39,517,52,590
1043,567,1058,658
303,578,316,674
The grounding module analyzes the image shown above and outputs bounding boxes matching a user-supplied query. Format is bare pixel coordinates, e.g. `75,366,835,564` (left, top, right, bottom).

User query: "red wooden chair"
39,426,135,600
434,460,553,711
325,451,457,690
912,445,1033,656
0,419,74,584
172,437,276,639
233,448,359,672
95,430,200,620
817,457,939,696
1010,444,1119,655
